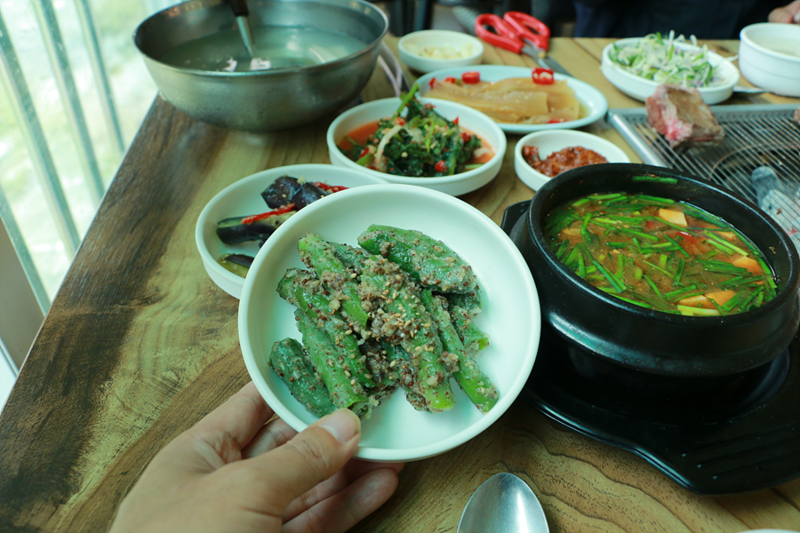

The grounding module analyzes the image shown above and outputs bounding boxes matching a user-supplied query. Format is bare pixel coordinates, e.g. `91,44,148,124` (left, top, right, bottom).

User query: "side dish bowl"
238,184,541,462
195,164,387,298
739,23,800,97
600,38,740,104
514,130,631,191
398,30,483,73
415,65,609,134
326,97,506,196
516,163,799,378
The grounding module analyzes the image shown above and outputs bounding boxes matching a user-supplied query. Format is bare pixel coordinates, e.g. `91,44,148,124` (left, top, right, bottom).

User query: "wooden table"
1,37,798,533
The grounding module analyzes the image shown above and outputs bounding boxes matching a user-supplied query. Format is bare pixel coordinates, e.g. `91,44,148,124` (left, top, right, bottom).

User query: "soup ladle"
456,473,549,533
228,0,256,57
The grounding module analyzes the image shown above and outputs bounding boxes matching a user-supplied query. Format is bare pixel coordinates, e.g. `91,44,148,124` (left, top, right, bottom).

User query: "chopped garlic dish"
404,42,475,60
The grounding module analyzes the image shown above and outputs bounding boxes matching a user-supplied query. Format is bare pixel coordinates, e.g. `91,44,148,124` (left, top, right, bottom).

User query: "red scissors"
474,11,550,57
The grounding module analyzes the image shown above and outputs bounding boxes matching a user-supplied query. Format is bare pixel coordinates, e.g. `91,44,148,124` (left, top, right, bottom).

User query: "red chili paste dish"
522,145,608,178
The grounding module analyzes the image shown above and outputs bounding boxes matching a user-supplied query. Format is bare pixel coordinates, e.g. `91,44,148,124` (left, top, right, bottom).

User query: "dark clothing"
573,0,780,39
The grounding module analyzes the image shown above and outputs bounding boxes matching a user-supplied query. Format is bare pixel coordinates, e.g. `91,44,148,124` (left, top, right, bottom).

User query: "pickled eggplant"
290,182,328,210
217,253,254,278
215,211,294,244
262,176,301,208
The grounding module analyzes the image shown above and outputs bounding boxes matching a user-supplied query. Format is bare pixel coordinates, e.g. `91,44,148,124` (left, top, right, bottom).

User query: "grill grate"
608,104,800,249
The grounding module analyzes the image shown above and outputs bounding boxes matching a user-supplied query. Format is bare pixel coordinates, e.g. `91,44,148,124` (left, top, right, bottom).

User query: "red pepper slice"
444,76,456,83
241,203,296,224
453,116,459,125
395,117,406,126
462,71,480,84
434,160,447,172
461,132,471,142
532,67,555,85
358,148,370,158
313,182,349,193
429,77,437,89
547,118,565,124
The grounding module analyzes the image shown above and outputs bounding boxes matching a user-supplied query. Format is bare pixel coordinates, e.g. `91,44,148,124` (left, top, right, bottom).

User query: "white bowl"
398,30,483,73
326,97,506,196
514,130,631,191
739,23,800,97
238,184,541,462
600,38,740,104
195,164,387,299
415,65,609,134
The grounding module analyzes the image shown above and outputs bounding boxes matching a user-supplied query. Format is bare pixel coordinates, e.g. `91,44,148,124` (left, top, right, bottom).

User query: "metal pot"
517,163,800,378
133,0,388,132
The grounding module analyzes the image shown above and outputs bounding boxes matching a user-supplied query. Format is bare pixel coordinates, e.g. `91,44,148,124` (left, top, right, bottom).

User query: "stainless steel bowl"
134,0,388,132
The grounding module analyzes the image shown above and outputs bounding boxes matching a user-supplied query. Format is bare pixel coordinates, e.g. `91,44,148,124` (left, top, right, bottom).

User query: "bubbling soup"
543,191,777,316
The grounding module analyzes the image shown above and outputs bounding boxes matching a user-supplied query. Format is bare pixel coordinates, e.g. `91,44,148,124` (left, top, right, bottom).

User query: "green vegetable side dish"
544,190,777,316
268,226,497,419
608,31,727,88
338,83,491,178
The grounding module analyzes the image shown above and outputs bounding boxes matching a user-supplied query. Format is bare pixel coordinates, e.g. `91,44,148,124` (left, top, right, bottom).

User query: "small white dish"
398,30,484,73
326,97,506,196
238,183,541,462
514,130,631,191
195,164,387,299
739,23,800,97
600,38,740,104
415,65,609,134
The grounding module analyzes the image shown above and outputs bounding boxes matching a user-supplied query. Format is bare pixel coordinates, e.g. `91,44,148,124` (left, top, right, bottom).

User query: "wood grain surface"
0,36,798,533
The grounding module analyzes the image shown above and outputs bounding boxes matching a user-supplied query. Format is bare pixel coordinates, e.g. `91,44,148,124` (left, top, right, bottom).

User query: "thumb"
246,408,361,514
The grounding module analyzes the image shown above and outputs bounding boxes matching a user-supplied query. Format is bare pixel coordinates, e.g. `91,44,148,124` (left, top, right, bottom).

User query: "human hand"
109,382,403,533
769,0,800,24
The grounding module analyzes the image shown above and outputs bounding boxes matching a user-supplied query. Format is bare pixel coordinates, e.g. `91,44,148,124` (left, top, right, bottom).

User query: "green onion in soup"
543,191,777,316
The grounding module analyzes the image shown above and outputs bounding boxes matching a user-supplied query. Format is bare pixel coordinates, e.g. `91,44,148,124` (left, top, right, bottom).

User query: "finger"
283,469,351,521
282,468,400,533
282,460,405,521
242,417,298,458
344,460,405,480
240,408,361,514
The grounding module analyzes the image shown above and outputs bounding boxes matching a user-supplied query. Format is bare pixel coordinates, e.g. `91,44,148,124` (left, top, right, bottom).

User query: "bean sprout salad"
608,32,728,88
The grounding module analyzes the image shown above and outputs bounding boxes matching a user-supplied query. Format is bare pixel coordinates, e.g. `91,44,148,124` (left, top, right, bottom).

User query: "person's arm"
770,0,800,23
109,382,403,533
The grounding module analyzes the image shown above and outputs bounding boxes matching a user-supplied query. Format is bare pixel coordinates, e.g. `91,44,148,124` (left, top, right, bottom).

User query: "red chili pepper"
453,116,459,125
434,160,447,172
461,132,471,142
547,118,565,124
532,67,555,85
241,203,296,224
313,182,349,193
429,77,437,89
462,71,480,84
395,117,406,126
358,148,370,158
444,76,456,83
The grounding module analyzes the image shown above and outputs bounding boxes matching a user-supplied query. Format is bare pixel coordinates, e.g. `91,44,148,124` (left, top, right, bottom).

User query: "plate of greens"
238,183,540,462
600,33,740,104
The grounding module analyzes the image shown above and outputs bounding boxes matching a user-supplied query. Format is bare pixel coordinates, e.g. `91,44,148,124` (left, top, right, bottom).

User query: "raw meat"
645,84,725,149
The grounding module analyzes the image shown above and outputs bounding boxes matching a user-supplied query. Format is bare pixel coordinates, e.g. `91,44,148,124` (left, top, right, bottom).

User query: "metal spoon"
734,85,765,95
228,0,256,57
456,473,549,533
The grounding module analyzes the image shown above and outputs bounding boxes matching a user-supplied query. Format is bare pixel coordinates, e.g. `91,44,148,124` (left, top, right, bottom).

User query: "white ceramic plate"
514,130,631,191
600,38,740,104
415,65,609,134
195,164,387,299
326,97,507,196
398,30,484,73
238,184,541,462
